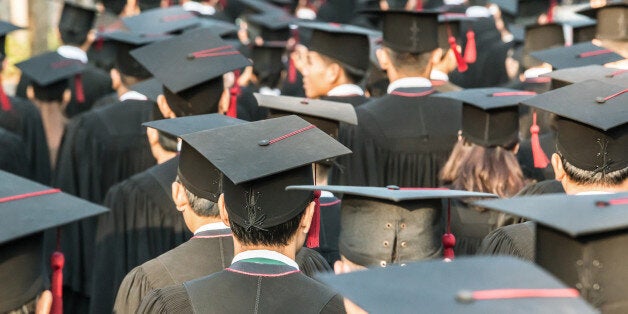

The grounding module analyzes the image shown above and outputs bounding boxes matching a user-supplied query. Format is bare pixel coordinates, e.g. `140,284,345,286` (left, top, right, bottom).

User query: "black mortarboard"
316,256,598,313
530,42,624,70
255,94,357,138
288,185,496,267
433,88,535,147
523,23,565,69
521,79,627,173
16,51,85,96
0,21,21,60
130,78,162,102
577,0,628,41
101,31,171,78
123,6,201,35
541,65,628,89
102,0,127,15
474,192,628,311
250,43,285,86
138,0,162,11
379,10,440,54
144,114,246,202
246,13,293,42
565,19,597,44
193,18,239,38
59,1,97,45
180,115,351,229
299,21,373,75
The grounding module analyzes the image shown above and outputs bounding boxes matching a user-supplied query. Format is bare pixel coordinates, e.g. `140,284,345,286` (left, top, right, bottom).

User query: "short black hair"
229,205,307,246
384,46,432,75
32,80,68,102
560,153,628,186
59,29,89,47
150,104,178,152
319,54,365,85
176,176,220,217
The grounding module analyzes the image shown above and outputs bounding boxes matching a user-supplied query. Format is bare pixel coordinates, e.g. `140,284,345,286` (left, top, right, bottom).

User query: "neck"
233,241,298,262
117,85,130,97
563,180,628,195
33,99,67,169
190,216,224,233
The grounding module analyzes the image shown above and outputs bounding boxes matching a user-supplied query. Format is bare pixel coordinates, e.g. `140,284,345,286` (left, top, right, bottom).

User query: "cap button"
386,185,400,190
258,139,270,146
300,99,309,105
456,291,474,303
595,96,606,104
187,53,196,60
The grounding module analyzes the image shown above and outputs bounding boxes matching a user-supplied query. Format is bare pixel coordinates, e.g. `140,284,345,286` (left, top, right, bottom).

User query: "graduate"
0,127,29,178
0,21,50,184
331,11,462,187
138,115,350,313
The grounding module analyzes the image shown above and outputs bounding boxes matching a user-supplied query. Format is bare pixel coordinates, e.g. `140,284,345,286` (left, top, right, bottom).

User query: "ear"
511,142,520,154
146,127,159,146
172,181,189,212
61,89,72,111
326,62,342,84
333,260,345,274
157,94,177,118
218,194,231,227
430,48,444,65
110,68,121,91
300,201,316,234
551,153,565,181
375,47,390,71
26,85,35,100
217,88,230,114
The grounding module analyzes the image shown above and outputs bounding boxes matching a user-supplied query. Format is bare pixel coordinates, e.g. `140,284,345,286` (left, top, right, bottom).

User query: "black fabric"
89,157,191,314
0,233,45,313
295,247,333,277
331,87,461,187
0,96,50,183
0,127,29,179
236,85,269,122
48,99,155,310
517,131,557,182
477,221,536,262
112,229,233,314
315,194,342,266
320,95,369,108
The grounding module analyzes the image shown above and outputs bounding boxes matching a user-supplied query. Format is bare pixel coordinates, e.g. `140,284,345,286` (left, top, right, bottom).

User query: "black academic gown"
137,260,345,314
49,99,155,313
89,157,190,314
0,96,50,183
477,221,536,262
331,87,461,187
113,228,233,314
316,193,342,266
16,62,113,118
321,94,369,107
517,131,557,182
0,127,30,179
236,85,269,122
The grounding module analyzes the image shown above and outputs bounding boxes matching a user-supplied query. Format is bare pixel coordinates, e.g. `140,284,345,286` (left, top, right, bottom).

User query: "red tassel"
463,29,476,64
306,190,321,248
51,228,64,314
530,111,550,168
0,76,12,111
547,0,557,23
74,74,85,104
95,26,104,51
442,200,455,261
449,35,468,73
227,70,240,118
415,0,423,11
288,58,297,84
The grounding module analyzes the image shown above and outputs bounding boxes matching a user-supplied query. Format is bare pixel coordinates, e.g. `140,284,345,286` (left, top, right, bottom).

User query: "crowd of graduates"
0,0,626,313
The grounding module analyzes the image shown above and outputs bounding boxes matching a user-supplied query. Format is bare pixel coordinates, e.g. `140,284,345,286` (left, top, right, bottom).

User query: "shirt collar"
232,249,300,270
327,84,364,97
259,86,281,96
194,221,229,235
387,77,432,94
119,90,148,102
430,70,449,82
320,190,334,198
56,45,88,64
575,191,614,195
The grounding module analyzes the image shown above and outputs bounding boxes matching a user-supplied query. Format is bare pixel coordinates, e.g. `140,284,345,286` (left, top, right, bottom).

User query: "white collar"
232,249,300,269
524,67,552,79
320,190,334,198
575,191,614,195
327,84,364,97
466,6,492,18
119,90,148,102
259,86,281,96
182,1,216,15
387,77,432,94
194,221,229,235
57,45,88,64
430,70,449,82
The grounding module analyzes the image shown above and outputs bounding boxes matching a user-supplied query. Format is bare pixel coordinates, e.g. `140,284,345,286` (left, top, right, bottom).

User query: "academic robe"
316,193,342,267
137,260,345,314
320,95,369,107
16,63,113,118
90,157,190,314
0,96,50,183
49,99,155,313
331,87,461,187
477,221,536,262
517,131,557,182
112,228,233,314
236,85,269,122
0,127,30,179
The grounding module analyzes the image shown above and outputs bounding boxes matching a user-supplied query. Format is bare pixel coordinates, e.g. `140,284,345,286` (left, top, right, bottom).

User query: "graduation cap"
246,13,293,42
523,23,565,69
564,18,597,44
16,51,85,102
0,170,108,313
193,18,239,38
577,0,627,41
102,0,127,15
316,256,598,313
100,31,171,78
474,192,628,311
180,115,351,231
59,1,97,45
541,65,628,90
288,185,497,266
130,77,162,102
0,21,21,112
250,43,285,86
142,113,246,138
299,22,373,75
521,79,627,174
377,10,440,54
254,93,357,138
530,42,624,70
122,6,202,35
433,88,536,147
131,28,251,116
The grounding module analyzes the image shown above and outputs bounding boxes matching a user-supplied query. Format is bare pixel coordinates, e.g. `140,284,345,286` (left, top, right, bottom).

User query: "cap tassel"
442,200,455,261
463,29,476,64
288,58,297,84
530,111,550,168
306,190,321,248
74,74,85,104
94,26,104,51
547,0,557,23
227,70,240,118
0,76,12,111
415,0,423,11
51,228,64,314
449,35,468,73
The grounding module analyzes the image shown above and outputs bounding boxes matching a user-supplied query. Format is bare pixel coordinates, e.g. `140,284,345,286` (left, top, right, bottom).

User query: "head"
157,77,226,119
172,176,221,232
302,50,365,98
58,3,96,48
376,46,442,81
552,153,628,194
110,43,152,91
26,81,72,106
146,105,178,163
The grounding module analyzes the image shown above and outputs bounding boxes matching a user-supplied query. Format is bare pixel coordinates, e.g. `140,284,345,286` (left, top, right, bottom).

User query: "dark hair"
176,176,220,217
150,105,178,152
319,54,365,85
32,80,67,102
560,153,628,186
383,46,432,75
229,205,307,246
59,29,88,47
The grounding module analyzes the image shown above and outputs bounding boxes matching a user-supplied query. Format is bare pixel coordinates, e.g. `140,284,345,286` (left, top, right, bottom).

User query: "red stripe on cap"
595,88,627,103
51,59,81,69
578,49,613,58
161,13,194,22
390,89,435,97
470,288,580,300
610,198,628,205
188,45,238,59
0,188,61,203
264,125,316,145
491,91,537,97
607,69,628,78
398,187,450,190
